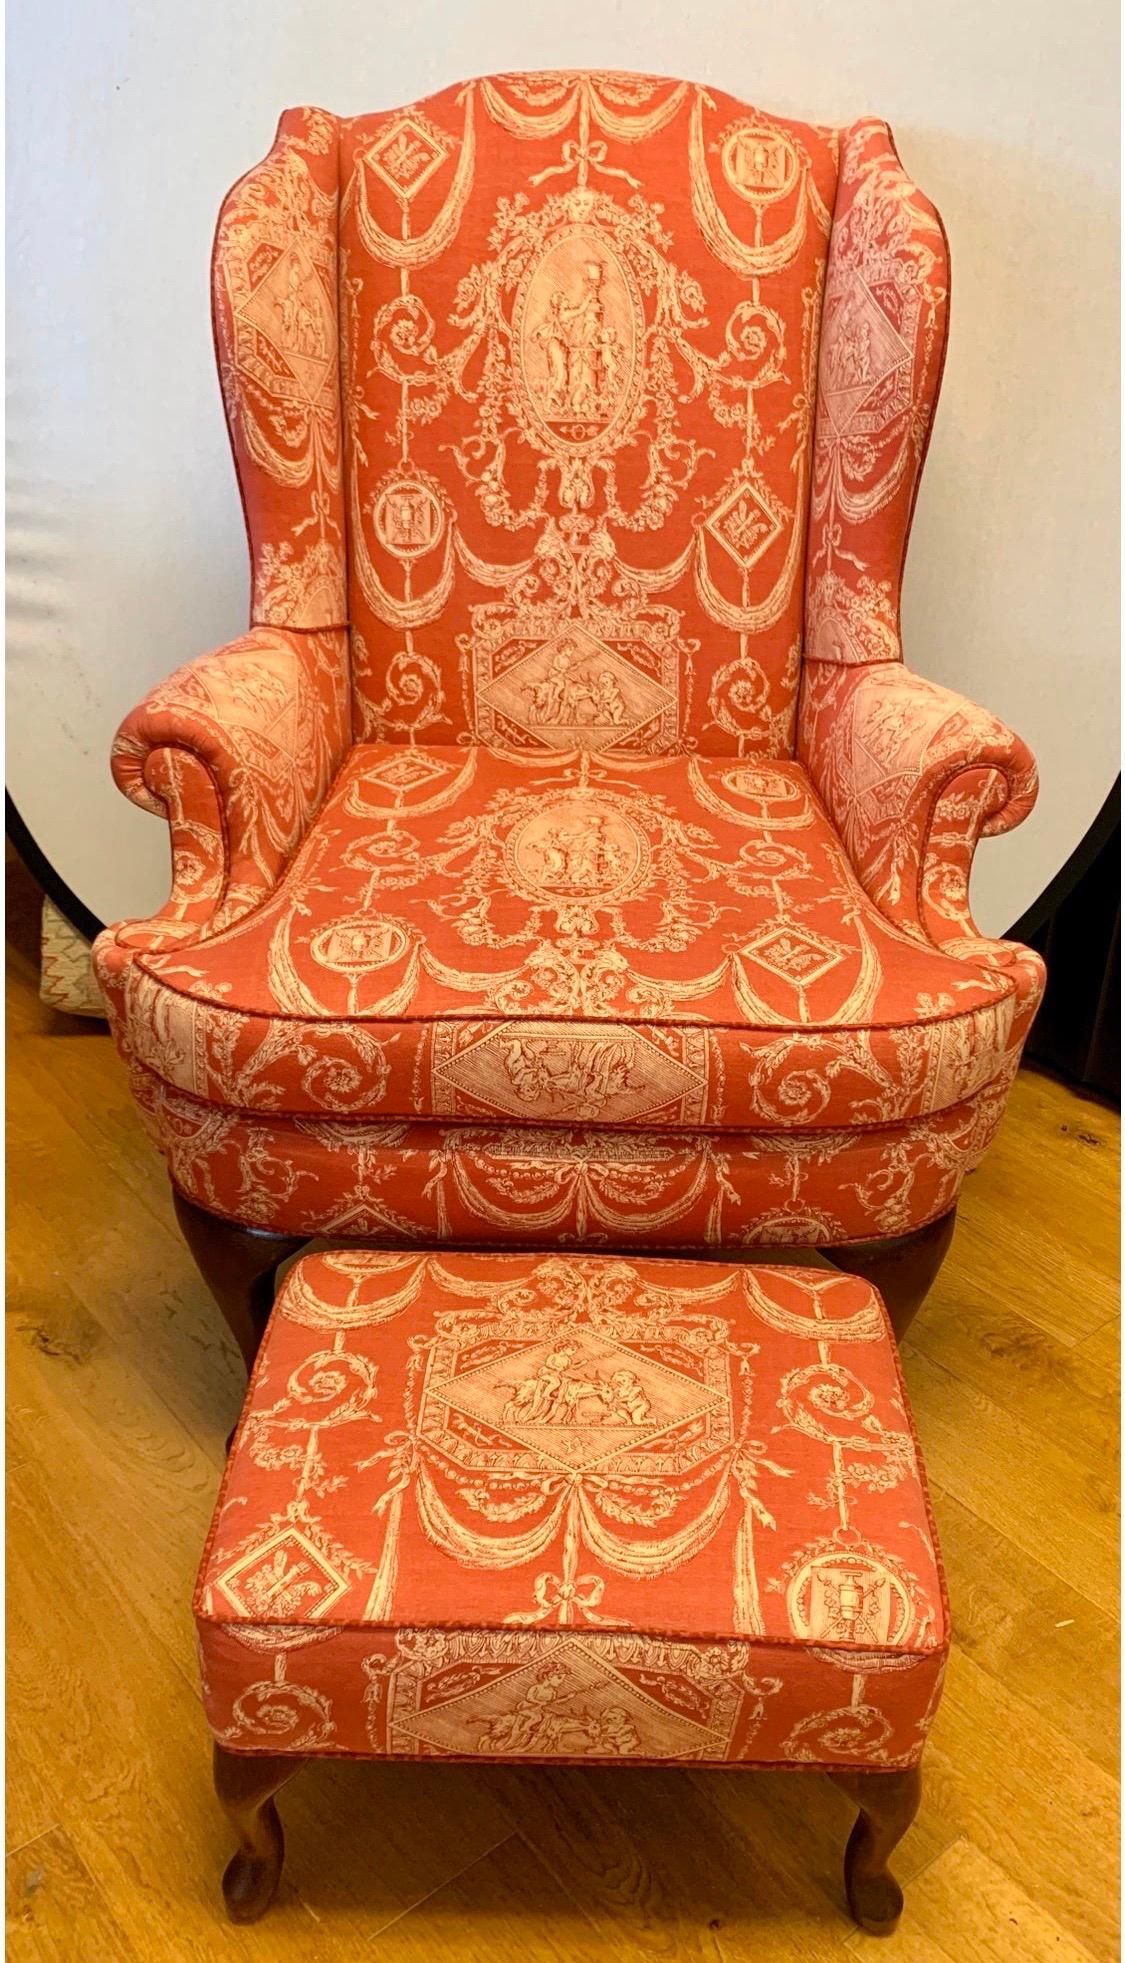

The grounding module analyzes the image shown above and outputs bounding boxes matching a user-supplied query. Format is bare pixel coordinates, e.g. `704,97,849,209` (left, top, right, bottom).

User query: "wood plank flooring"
5,913,1120,1960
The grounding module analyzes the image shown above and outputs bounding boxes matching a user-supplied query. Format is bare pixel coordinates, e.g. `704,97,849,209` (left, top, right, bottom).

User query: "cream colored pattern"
197,1251,947,1767
341,74,832,752
215,111,346,628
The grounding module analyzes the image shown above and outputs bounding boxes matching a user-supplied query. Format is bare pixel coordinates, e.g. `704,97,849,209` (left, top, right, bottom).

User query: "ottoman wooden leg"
829,1765,922,1935
213,1744,305,1923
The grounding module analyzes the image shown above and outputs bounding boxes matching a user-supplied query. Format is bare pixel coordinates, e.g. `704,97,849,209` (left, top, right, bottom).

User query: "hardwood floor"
5,916,1120,1961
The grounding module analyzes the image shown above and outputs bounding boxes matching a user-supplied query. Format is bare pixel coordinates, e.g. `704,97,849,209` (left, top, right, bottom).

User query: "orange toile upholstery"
94,72,1043,1249
127,1071,1017,1245
798,664,1041,974
97,626,352,978
196,1251,948,1766
115,746,1029,1128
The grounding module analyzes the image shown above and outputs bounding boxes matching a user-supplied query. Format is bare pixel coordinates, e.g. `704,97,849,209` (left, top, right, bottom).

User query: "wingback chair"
93,71,1044,1368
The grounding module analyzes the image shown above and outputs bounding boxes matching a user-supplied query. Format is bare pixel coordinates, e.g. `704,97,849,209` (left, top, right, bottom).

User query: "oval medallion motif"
720,764,799,802
506,796,649,903
311,917,409,973
782,1704,894,1761
718,764,813,830
515,226,642,455
786,1549,916,1647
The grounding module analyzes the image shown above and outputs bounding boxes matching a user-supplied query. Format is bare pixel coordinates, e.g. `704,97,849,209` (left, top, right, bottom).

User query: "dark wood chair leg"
213,1743,305,1923
172,1187,307,1374
829,1765,921,1934
822,1208,956,1340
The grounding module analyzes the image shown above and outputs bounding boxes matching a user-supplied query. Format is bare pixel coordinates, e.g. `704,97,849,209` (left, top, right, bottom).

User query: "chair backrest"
212,73,948,756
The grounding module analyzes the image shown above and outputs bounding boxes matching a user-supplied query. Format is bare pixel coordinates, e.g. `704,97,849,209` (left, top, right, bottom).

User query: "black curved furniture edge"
5,792,105,945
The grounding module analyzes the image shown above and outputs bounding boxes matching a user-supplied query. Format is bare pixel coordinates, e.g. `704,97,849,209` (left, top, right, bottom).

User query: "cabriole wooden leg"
829,1764,922,1935
172,1187,307,1374
823,1207,957,1340
213,1744,305,1923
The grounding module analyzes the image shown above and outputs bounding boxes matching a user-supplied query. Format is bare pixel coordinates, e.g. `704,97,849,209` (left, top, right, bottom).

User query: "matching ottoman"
195,1251,948,1932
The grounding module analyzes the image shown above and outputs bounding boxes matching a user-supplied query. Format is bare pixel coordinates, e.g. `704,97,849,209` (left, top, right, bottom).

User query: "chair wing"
805,118,950,668
212,107,348,632
798,116,1041,1026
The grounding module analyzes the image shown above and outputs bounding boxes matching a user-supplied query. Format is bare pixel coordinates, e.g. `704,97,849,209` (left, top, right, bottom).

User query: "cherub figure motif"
527,812,631,889
501,1345,576,1423
524,640,629,731
475,1666,594,1753
595,1704,642,1753
597,323,621,400
596,670,627,724
499,1344,607,1426
824,293,875,390
527,639,598,725
605,1367,650,1425
502,1033,638,1114
530,260,624,422
500,1346,653,1428
475,1669,642,1757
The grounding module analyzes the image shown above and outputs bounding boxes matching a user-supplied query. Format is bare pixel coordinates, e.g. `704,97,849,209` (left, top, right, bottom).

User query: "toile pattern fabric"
104,626,352,936
212,114,347,631
798,663,1040,943
196,1251,948,1765
336,75,838,755
114,744,1032,1131
93,70,1044,1246
128,1059,1016,1245
803,119,948,668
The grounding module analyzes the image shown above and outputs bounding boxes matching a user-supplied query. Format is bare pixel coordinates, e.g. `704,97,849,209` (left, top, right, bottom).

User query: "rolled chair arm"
93,625,350,1009
798,659,1044,1029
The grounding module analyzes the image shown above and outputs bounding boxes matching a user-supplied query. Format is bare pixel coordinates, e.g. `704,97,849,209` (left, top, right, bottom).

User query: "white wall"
8,0,1118,935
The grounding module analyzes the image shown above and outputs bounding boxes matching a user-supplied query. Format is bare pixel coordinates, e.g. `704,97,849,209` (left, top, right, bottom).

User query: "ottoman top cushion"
196,1251,946,1660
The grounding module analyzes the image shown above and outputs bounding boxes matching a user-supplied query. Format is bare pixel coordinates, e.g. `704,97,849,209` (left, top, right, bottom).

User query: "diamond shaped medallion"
365,116,452,203
239,244,334,402
741,923,848,988
703,478,785,573
215,1528,349,1621
478,625,675,752
363,749,451,794
820,279,912,437
429,1329,722,1473
435,1022,705,1125
390,1637,735,1759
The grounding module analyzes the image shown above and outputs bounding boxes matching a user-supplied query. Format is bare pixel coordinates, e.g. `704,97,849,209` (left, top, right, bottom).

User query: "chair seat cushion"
130,744,1020,1130
195,1251,947,1767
